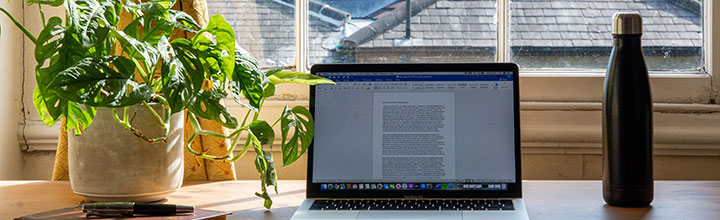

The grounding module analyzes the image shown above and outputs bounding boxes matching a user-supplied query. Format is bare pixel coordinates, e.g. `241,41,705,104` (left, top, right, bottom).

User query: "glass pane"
309,0,497,65
208,0,295,67
510,0,702,71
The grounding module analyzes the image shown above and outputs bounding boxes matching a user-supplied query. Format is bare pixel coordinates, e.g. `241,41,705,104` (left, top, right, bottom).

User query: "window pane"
310,0,497,65
208,0,295,67
510,0,702,71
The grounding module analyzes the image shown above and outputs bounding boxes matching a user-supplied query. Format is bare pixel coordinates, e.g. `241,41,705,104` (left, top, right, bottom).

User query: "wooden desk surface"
1,180,719,220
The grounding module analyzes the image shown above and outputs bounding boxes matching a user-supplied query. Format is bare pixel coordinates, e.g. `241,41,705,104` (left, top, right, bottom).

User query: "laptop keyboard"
309,199,514,211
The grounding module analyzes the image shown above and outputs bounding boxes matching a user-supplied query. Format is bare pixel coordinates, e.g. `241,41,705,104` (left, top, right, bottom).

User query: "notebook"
291,63,528,220
14,205,230,220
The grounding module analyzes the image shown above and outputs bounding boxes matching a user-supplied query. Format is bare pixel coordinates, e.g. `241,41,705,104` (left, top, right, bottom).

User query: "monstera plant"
0,0,332,208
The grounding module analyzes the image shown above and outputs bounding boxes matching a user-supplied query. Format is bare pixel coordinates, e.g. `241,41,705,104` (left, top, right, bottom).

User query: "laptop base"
292,199,529,220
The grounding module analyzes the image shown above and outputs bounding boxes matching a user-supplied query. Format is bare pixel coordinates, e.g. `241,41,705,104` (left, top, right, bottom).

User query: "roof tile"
210,0,703,63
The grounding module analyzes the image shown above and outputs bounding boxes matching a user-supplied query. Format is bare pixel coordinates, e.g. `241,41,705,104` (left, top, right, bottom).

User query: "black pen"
82,202,194,216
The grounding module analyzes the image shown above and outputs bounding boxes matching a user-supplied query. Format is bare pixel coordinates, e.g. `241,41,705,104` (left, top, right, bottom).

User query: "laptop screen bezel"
306,63,521,199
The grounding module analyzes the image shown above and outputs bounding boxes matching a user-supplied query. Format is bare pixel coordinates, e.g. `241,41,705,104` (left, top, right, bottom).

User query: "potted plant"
0,0,332,208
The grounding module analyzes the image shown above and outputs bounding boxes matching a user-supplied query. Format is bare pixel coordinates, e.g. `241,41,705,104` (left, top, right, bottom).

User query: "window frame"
291,0,716,104
17,0,720,153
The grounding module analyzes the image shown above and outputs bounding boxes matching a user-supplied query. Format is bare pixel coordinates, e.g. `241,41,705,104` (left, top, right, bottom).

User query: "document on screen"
371,92,456,181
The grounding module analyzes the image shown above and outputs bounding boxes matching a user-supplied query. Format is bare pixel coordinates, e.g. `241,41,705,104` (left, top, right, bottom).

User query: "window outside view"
208,0,296,67
309,0,497,64
510,0,702,70
208,0,703,71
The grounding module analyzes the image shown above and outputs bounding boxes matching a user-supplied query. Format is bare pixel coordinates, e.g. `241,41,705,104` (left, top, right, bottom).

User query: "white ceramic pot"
68,103,184,202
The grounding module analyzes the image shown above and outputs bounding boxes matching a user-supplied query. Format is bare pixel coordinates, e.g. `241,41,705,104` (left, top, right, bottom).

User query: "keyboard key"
309,199,514,211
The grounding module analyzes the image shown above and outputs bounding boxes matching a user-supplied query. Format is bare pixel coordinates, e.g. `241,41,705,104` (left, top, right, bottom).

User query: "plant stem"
187,112,236,139
186,112,260,162
0,7,37,43
184,112,232,160
225,130,243,157
113,109,131,130
112,106,167,144
142,101,166,129
123,106,129,122
271,117,281,128
240,108,252,128
155,95,172,134
253,99,265,121
38,4,45,27
229,137,252,161
184,132,227,160
131,58,149,83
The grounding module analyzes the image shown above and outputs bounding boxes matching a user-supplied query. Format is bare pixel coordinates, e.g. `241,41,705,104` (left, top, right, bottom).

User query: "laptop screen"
310,65,518,194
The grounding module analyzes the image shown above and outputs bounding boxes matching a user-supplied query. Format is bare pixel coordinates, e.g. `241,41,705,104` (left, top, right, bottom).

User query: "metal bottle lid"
613,12,642,35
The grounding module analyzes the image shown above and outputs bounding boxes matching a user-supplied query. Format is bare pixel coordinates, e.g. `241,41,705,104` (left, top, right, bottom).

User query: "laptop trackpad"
357,211,462,220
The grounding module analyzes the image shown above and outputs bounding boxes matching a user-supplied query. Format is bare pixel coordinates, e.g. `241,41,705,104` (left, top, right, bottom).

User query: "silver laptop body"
293,63,528,220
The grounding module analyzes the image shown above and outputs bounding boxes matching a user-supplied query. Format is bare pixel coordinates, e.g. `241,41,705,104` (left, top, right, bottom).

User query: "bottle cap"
613,12,642,35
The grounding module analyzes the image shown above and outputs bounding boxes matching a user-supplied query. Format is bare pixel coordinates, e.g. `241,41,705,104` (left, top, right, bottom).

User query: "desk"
1,181,719,219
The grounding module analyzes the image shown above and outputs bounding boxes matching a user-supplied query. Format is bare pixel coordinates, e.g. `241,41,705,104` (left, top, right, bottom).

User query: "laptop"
292,63,528,220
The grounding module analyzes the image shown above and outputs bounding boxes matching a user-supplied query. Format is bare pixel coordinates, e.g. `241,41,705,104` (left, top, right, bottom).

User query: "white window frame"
290,0,717,104
19,0,720,155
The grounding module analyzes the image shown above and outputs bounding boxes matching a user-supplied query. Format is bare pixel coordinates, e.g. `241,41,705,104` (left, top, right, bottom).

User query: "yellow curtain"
51,0,236,181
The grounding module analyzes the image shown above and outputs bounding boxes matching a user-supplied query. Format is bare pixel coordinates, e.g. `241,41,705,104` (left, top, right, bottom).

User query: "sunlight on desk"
2,181,720,220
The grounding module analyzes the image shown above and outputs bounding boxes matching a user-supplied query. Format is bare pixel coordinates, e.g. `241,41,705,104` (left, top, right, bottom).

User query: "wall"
0,1,25,180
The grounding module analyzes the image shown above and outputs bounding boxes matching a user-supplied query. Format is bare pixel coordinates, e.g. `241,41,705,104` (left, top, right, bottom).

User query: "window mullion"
704,0,713,75
496,0,510,62
295,0,309,72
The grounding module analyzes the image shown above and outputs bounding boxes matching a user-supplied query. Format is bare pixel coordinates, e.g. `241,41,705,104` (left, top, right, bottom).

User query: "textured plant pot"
68,103,184,202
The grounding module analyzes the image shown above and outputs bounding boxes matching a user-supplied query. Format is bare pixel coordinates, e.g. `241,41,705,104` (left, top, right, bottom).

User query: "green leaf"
123,0,174,17
123,18,141,42
169,10,201,33
255,191,272,209
262,151,278,192
254,149,277,209
264,67,284,77
235,46,260,73
141,14,175,45
249,120,274,146
65,0,122,47
34,16,65,63
32,16,80,127
110,29,159,70
121,0,180,45
187,88,238,129
161,37,201,113
32,87,61,126
229,48,265,111
263,83,275,97
49,56,153,107
280,105,314,167
34,87,96,135
26,0,64,6
268,71,335,85
195,14,235,78
65,102,96,135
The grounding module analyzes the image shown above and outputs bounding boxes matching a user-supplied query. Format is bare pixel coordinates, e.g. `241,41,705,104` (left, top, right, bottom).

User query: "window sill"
20,102,720,157
519,71,713,103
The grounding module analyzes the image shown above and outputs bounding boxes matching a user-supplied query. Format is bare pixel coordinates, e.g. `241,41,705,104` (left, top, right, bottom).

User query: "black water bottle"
602,12,653,207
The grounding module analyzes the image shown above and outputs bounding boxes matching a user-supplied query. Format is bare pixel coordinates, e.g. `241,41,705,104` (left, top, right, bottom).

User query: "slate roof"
207,0,345,66
208,0,296,67
359,0,702,50
511,0,701,48
355,0,497,49
207,0,702,66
